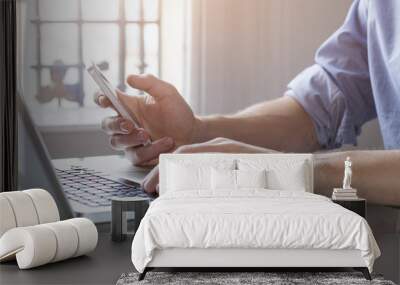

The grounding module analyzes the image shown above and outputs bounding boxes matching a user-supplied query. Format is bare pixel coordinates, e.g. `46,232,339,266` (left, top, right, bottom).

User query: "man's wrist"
313,151,351,197
190,116,208,144
190,115,229,144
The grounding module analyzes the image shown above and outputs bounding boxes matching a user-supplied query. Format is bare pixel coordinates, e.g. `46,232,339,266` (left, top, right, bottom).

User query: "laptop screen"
17,95,74,219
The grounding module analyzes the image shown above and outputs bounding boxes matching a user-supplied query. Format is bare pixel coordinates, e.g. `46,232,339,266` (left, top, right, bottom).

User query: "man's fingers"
109,131,150,150
174,138,280,155
93,92,112,108
141,166,159,195
115,90,142,125
125,137,174,166
101,116,136,135
126,74,177,100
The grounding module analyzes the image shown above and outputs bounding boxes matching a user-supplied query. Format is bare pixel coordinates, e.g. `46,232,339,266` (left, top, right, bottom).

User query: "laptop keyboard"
55,166,148,208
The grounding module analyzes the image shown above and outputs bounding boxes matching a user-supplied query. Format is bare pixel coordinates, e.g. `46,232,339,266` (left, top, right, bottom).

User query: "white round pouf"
67,218,98,257
0,190,98,269
0,226,57,269
1,192,39,227
0,196,17,237
23,189,60,224
43,221,79,262
0,218,98,269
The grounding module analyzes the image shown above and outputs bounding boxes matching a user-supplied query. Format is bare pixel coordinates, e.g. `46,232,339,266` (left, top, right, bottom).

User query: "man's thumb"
127,74,174,100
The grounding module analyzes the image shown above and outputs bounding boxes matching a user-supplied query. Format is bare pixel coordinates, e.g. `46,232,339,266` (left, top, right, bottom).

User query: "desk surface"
0,233,133,285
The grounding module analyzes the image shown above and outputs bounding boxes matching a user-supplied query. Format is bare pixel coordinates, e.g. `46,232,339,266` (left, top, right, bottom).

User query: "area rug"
116,271,396,285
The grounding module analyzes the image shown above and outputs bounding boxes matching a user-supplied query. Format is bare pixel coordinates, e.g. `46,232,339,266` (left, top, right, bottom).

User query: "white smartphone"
87,63,151,145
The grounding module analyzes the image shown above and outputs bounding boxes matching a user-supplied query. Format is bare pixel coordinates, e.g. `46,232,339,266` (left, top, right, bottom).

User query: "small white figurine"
343,156,352,189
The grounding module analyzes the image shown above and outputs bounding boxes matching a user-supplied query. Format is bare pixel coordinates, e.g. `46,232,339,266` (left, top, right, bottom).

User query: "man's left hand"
141,137,279,195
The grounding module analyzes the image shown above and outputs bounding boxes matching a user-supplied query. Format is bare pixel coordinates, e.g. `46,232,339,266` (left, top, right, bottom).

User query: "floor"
367,205,400,284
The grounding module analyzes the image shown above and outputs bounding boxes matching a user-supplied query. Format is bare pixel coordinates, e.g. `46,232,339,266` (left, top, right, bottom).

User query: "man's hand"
95,74,201,166
141,137,279,194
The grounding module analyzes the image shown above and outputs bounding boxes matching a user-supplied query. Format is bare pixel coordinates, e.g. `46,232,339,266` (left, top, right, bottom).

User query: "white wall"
189,0,383,148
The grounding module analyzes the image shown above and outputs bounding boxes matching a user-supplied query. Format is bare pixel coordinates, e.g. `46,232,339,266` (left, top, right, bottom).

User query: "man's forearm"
314,150,400,206
194,96,320,152
191,94,399,206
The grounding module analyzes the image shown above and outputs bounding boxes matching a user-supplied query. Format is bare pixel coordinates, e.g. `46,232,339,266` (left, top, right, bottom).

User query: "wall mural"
35,60,109,107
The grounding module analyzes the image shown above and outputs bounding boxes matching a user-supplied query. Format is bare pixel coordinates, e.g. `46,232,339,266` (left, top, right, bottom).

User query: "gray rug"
117,272,396,285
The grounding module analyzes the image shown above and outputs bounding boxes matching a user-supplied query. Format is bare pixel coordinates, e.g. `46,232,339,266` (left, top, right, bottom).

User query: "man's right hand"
94,74,201,166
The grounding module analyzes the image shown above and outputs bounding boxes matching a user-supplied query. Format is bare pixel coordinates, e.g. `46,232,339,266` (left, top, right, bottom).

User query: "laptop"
18,95,152,223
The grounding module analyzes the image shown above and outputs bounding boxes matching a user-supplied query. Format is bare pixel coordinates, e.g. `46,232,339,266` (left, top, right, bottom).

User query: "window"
21,0,186,130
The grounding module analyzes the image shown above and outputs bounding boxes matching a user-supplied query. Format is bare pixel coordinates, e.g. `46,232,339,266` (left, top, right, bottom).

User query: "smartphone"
87,63,151,145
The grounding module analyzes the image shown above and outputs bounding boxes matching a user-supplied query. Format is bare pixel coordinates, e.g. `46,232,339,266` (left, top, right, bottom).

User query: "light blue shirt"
288,0,400,149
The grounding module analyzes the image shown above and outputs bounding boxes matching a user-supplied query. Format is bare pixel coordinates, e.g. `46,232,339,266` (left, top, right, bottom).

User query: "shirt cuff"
286,64,360,149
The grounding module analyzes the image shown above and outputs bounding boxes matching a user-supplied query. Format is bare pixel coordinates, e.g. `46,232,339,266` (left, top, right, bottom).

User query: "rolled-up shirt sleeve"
287,0,376,149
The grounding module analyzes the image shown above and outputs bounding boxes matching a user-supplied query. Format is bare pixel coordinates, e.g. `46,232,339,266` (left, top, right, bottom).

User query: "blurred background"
16,1,397,282
18,0,383,159
18,0,186,157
